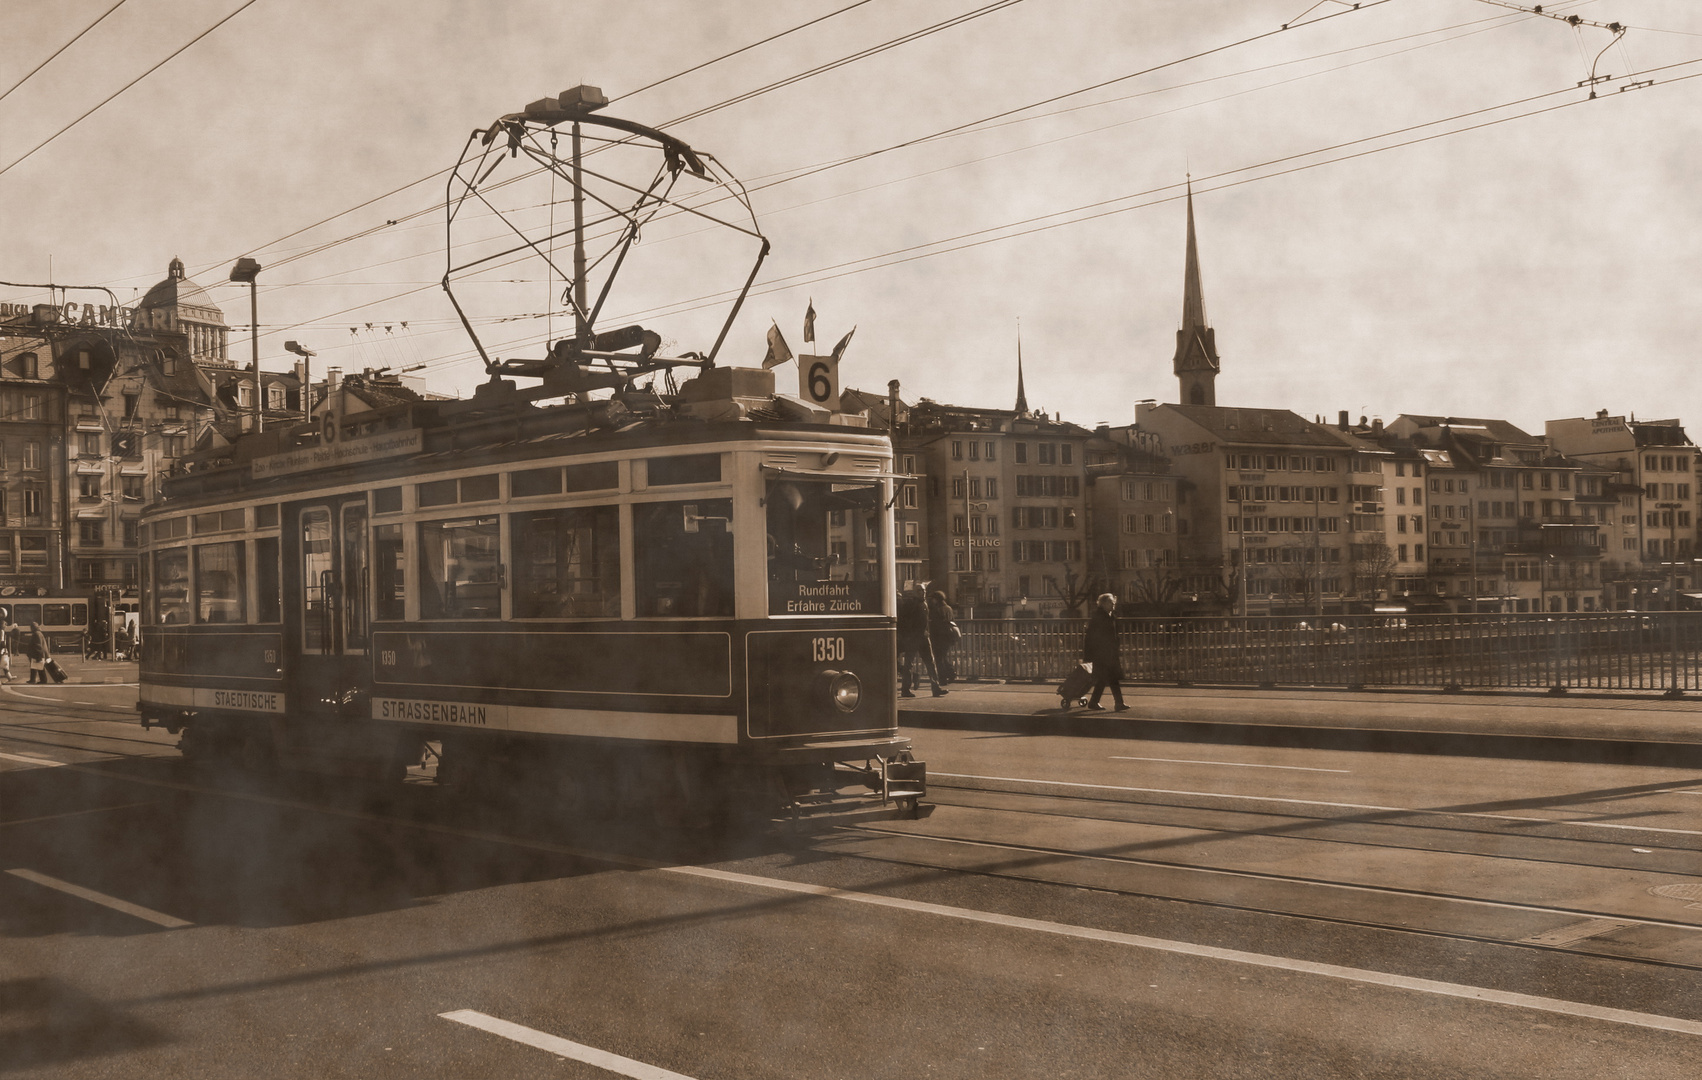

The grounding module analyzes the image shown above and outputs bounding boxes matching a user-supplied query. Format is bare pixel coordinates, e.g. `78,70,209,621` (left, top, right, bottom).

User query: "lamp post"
284,340,315,419
229,257,262,433
1657,501,1683,697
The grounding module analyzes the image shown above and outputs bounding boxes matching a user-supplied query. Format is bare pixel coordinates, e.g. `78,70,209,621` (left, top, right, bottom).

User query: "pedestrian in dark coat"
23,622,48,685
926,590,958,686
897,583,945,697
1081,593,1127,710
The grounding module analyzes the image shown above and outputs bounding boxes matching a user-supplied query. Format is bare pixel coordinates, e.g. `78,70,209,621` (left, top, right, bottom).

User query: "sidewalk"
19,653,138,686
899,680,1702,763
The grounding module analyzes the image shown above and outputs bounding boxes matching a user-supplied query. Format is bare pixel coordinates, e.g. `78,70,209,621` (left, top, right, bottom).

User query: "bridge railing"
947,613,1702,693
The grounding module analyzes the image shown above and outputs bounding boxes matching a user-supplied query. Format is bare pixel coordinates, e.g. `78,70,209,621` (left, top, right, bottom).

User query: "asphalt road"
3,683,1700,1078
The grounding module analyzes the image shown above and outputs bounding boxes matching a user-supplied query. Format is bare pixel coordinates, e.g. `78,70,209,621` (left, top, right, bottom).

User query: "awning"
119,465,147,477
74,420,103,432
75,507,107,519
75,463,103,475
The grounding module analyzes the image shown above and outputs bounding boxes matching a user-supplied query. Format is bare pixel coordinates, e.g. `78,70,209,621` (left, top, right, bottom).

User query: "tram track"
815,777,1702,973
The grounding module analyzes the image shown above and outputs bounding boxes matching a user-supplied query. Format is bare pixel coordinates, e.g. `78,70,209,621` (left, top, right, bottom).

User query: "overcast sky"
3,0,1700,434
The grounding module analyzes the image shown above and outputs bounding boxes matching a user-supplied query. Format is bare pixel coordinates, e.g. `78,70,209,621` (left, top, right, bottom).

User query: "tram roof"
150,400,887,514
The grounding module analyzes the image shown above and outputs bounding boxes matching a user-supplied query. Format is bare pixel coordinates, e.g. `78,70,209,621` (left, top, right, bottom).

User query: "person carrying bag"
1080,593,1129,711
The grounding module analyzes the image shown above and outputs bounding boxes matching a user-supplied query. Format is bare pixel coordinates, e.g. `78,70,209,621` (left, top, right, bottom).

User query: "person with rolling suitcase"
1081,593,1129,711
23,622,48,685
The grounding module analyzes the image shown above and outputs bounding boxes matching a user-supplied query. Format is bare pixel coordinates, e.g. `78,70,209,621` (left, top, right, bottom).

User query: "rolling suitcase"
45,658,67,684
1057,662,1093,708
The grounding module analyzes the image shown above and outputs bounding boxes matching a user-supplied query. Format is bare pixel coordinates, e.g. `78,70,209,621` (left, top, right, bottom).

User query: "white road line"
933,772,1702,837
0,750,66,767
1,802,151,829
5,868,191,929
669,865,1702,1038
1109,755,1350,773
441,1010,698,1079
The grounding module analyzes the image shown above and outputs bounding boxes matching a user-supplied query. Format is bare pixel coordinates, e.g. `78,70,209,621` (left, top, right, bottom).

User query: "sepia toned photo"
2,2,1699,1077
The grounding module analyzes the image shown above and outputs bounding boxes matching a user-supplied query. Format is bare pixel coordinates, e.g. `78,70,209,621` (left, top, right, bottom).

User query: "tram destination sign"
252,428,424,479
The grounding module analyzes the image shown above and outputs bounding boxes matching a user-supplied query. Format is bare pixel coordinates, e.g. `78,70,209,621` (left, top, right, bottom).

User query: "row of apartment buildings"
0,259,409,600
844,190,1700,618
852,388,1698,619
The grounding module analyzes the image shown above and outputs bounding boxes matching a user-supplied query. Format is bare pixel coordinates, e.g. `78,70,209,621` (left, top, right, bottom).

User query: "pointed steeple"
1172,179,1220,407
1014,323,1029,415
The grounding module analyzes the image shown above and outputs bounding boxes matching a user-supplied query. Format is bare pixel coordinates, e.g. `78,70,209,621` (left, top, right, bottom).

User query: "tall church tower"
1171,183,1219,407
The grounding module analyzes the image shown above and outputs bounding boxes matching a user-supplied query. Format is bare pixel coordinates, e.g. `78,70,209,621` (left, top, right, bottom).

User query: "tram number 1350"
811,636,846,662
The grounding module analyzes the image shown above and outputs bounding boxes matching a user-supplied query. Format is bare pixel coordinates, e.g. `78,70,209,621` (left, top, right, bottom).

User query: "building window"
123,474,145,501
79,520,104,545
901,484,917,509
23,488,42,518
985,441,996,461
951,440,962,460
1015,443,1027,464
123,519,140,547
79,474,101,500
23,441,40,470
1061,443,1072,465
79,431,101,456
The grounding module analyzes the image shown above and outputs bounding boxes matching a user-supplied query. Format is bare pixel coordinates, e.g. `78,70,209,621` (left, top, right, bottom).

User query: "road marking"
441,1010,698,1079
4,687,72,703
0,802,151,829
669,865,1702,1037
33,753,1702,1036
1519,919,1639,947
0,750,65,768
1109,755,1349,773
933,772,1702,837
6,868,191,929
845,825,1702,932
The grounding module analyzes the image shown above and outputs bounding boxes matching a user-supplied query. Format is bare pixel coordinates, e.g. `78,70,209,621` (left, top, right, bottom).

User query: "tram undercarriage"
151,707,925,824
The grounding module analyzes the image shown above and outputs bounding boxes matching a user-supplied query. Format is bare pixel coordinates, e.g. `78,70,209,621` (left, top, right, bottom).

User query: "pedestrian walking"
898,582,945,698
22,622,48,685
926,589,959,686
1081,593,1128,711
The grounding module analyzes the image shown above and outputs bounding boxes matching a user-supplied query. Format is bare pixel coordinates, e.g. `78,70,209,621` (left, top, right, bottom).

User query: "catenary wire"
0,0,265,179
0,0,131,107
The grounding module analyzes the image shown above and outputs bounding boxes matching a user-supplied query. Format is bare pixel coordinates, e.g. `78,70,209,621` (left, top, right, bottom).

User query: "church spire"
1171,179,1220,407
1014,322,1029,415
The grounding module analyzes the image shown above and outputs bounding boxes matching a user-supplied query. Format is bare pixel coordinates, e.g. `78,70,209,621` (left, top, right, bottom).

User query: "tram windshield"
765,478,886,615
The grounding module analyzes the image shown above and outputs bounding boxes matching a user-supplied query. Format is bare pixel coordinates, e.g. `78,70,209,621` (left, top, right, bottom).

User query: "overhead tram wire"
164,0,961,287
0,0,264,180
449,51,1702,366
236,0,1412,341
607,0,884,104
0,0,130,106
253,4,1534,307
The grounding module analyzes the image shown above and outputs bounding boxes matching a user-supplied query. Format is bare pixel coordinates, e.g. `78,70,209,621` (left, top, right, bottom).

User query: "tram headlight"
821,669,861,713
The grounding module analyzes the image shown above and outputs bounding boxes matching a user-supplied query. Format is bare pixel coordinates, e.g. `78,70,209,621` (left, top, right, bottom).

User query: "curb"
899,707,1702,767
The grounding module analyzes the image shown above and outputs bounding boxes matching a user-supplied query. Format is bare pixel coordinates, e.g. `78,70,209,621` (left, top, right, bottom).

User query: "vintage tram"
136,86,927,819
136,375,922,817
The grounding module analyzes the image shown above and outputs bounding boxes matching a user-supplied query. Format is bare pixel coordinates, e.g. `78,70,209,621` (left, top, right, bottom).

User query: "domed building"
135,257,231,368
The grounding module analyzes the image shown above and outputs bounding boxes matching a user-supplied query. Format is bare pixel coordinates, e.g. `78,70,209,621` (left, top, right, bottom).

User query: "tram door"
289,496,370,718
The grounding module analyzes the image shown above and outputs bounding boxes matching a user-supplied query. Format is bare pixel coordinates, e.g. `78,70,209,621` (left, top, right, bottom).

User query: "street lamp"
229,257,262,434
284,340,315,419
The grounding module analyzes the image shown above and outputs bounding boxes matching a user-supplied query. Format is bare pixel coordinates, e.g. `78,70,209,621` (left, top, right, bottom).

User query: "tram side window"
633,498,733,617
154,549,191,624
195,542,246,623
256,536,281,623
419,517,501,619
374,524,405,620
766,479,886,615
511,506,620,618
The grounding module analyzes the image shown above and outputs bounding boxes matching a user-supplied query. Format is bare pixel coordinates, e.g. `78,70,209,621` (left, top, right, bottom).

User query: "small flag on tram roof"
830,325,856,361
762,321,793,369
803,299,816,343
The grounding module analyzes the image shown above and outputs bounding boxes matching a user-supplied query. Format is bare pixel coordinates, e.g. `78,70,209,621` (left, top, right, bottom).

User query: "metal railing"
945,613,1702,693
